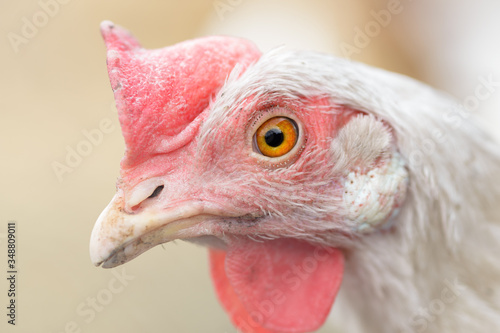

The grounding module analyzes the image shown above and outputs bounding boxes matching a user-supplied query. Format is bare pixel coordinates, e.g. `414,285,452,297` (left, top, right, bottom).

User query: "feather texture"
91,24,500,333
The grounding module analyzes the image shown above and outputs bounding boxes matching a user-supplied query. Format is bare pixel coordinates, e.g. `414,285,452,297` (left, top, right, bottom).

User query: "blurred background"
1,0,499,332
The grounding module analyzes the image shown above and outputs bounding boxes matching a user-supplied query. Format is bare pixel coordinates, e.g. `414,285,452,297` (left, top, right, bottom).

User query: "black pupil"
265,128,284,147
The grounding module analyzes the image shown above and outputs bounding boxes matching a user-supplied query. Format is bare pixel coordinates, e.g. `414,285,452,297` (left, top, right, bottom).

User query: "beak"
89,193,212,268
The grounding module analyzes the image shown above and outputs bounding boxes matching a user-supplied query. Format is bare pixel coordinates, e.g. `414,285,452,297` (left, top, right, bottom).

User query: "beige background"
1,1,499,333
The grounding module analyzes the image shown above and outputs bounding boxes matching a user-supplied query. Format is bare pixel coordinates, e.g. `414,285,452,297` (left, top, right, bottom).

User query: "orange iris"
255,117,298,157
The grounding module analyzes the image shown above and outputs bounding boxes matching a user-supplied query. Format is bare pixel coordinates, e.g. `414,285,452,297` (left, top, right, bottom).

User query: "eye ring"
248,106,306,167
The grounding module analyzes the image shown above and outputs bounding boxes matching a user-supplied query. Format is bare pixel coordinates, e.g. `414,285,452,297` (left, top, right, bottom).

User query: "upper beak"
89,193,212,268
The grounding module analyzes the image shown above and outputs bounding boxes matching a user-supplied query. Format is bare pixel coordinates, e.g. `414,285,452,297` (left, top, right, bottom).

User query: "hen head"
90,22,409,333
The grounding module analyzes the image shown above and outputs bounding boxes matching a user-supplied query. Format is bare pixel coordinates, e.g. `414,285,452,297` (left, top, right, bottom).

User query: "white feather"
199,49,500,333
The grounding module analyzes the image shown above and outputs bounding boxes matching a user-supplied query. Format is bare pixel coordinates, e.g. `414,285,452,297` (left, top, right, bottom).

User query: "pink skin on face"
91,22,377,333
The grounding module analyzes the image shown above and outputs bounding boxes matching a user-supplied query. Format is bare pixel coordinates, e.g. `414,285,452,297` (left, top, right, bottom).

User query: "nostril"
130,185,164,212
148,185,164,199
126,180,165,213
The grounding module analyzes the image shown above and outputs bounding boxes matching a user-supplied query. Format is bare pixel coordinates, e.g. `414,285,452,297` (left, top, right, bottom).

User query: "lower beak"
89,193,210,268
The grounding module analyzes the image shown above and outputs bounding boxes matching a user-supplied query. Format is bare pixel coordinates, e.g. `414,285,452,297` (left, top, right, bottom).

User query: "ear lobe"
331,115,409,232
330,114,392,174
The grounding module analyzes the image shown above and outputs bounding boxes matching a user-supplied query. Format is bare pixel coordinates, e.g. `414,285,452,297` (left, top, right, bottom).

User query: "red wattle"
209,239,344,333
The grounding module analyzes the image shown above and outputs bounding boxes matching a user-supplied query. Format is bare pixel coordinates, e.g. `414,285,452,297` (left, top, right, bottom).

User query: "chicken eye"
254,117,298,157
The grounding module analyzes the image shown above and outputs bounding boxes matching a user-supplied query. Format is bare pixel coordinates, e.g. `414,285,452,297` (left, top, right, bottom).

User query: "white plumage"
91,23,500,332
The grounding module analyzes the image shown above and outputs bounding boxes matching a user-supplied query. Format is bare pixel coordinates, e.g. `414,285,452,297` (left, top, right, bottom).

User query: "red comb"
100,21,261,167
